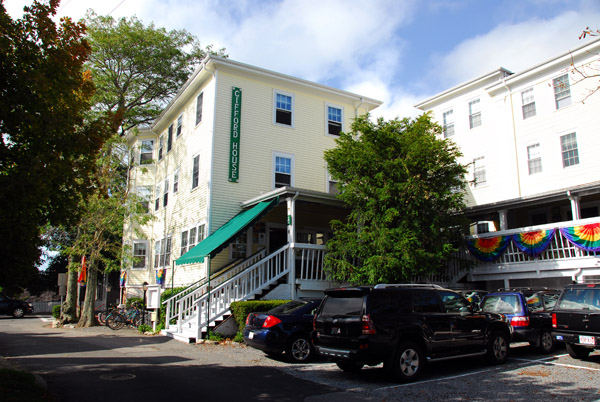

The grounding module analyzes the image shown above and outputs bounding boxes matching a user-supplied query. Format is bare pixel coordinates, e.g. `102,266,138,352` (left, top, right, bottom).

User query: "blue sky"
5,0,600,119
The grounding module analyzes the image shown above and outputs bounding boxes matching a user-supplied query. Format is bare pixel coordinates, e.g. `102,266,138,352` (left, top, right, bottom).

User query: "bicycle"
106,306,143,330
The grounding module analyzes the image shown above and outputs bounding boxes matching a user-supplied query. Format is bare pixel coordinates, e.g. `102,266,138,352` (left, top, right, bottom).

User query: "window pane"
276,94,292,111
328,106,342,123
196,93,203,125
553,75,571,109
192,155,200,189
561,133,579,167
167,125,173,152
443,110,454,137
473,157,486,186
176,115,183,136
469,99,481,128
527,144,542,174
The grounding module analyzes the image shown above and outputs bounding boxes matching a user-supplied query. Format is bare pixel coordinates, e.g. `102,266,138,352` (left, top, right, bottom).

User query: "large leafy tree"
61,14,227,325
323,114,468,285
0,0,109,295
85,12,227,134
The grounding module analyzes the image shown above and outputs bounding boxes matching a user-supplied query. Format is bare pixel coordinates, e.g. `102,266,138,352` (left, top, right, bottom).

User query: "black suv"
480,288,560,353
312,284,512,382
552,283,600,360
0,294,33,318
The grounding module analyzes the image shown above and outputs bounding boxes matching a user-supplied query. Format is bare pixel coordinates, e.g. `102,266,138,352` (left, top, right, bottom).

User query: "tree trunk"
60,256,79,324
77,261,98,327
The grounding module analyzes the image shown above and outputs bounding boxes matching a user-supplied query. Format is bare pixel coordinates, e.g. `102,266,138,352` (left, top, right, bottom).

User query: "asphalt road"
1,316,599,402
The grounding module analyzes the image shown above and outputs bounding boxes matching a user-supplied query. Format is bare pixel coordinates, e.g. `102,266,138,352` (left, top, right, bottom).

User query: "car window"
320,296,363,317
268,300,306,314
369,291,410,314
481,295,523,314
526,293,543,312
557,288,600,310
413,290,442,313
439,290,470,313
542,293,559,310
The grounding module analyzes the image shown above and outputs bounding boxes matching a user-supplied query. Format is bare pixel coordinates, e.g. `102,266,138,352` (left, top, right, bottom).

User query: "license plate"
248,331,254,339
331,327,341,335
579,335,595,345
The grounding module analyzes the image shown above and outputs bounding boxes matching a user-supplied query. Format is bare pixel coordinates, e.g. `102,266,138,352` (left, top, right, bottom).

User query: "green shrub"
229,300,290,331
52,304,61,319
126,297,144,309
233,331,244,343
159,287,186,329
138,324,152,334
207,330,224,341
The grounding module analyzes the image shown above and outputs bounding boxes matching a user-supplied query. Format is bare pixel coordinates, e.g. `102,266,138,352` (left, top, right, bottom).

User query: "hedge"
229,300,290,331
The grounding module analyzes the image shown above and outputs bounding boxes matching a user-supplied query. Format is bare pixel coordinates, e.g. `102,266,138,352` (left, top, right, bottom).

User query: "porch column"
287,195,297,300
498,209,508,231
567,191,581,221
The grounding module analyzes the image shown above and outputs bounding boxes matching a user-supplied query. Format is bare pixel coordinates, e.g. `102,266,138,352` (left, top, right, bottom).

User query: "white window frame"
173,169,179,194
191,154,200,190
326,168,338,195
158,135,164,161
136,186,152,213
139,139,154,165
527,143,542,175
154,237,172,269
468,98,481,129
176,114,183,137
521,88,536,119
560,132,579,168
167,124,173,153
183,221,206,255
154,183,161,211
473,156,486,187
553,74,572,109
442,109,454,138
273,90,294,128
273,152,294,188
196,92,204,126
229,229,249,261
163,178,169,207
325,103,343,136
132,240,148,270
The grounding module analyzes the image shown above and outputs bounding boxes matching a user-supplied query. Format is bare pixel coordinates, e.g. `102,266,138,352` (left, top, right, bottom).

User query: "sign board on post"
145,285,161,309
229,87,242,182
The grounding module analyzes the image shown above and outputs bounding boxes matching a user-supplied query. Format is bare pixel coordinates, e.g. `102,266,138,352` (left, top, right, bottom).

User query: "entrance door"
269,227,287,253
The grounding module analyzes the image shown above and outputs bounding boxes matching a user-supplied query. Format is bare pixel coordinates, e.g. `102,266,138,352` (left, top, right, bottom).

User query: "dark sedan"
243,299,321,363
0,294,34,318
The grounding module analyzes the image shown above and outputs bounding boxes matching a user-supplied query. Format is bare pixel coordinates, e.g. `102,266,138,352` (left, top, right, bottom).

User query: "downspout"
503,79,522,198
354,97,364,118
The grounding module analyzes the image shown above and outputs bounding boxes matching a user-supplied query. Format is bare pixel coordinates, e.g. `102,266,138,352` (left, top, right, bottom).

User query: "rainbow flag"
560,223,600,252
120,271,127,288
512,229,555,257
466,236,510,262
156,268,165,285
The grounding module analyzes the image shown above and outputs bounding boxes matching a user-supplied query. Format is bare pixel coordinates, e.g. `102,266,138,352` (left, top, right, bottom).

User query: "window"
553,74,571,109
230,231,247,260
154,237,172,268
191,155,200,189
327,105,342,136
327,170,338,195
140,140,154,164
180,230,188,256
173,170,179,193
167,124,173,153
163,178,169,207
442,109,454,138
469,99,481,129
274,154,293,188
176,114,183,137
158,135,164,161
132,241,147,269
196,92,203,125
412,290,441,313
154,184,161,211
439,290,470,313
561,132,579,167
527,143,542,175
274,91,293,126
521,88,536,119
136,186,151,213
473,157,486,187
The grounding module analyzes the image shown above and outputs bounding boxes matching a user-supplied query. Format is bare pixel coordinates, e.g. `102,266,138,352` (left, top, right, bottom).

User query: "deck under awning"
175,197,279,266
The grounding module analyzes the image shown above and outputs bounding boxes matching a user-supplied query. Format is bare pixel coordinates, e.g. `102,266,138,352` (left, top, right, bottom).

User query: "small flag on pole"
78,255,87,286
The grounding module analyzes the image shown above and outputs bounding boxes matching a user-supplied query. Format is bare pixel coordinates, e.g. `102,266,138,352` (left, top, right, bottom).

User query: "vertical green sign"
229,87,242,182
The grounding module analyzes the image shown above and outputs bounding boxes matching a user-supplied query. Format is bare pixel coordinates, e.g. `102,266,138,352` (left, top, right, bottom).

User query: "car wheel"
286,335,313,363
486,331,509,364
390,341,424,382
12,307,25,318
566,343,591,360
335,360,364,373
537,329,555,354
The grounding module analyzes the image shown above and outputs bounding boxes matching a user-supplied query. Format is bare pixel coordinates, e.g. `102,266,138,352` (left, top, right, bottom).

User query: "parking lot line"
512,355,600,372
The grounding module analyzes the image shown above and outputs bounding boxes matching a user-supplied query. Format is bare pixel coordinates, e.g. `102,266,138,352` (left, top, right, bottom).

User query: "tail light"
262,315,282,328
552,313,557,328
361,314,376,335
511,316,530,327
245,314,252,325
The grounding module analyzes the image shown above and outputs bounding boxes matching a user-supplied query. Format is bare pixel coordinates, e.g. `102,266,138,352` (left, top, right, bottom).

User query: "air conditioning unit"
469,221,497,235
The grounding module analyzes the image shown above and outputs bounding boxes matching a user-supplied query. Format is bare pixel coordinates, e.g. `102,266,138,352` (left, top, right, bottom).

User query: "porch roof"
175,196,279,266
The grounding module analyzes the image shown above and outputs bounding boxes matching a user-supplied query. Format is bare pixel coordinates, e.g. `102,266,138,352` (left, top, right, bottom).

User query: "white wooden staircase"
161,245,291,342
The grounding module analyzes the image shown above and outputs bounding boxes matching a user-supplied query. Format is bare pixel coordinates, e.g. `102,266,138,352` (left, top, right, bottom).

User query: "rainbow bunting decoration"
156,268,166,285
78,255,87,286
512,229,555,257
120,271,127,288
559,223,600,252
466,235,510,262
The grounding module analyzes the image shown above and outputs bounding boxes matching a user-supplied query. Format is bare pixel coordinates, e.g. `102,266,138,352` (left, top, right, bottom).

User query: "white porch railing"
295,243,327,281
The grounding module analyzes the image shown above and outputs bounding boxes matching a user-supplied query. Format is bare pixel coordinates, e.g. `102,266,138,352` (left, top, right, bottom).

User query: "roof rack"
494,287,556,292
374,284,443,289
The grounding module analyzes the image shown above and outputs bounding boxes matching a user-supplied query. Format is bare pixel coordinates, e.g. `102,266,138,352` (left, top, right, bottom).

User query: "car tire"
537,329,555,354
286,334,313,363
335,360,364,373
486,331,509,364
566,343,591,360
12,307,25,318
389,341,424,383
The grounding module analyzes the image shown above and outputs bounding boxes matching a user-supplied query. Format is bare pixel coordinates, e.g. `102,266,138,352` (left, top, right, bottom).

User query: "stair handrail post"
287,193,298,300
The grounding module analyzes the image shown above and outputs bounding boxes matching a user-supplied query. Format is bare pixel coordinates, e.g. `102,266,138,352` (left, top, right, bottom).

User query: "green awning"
175,196,279,266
